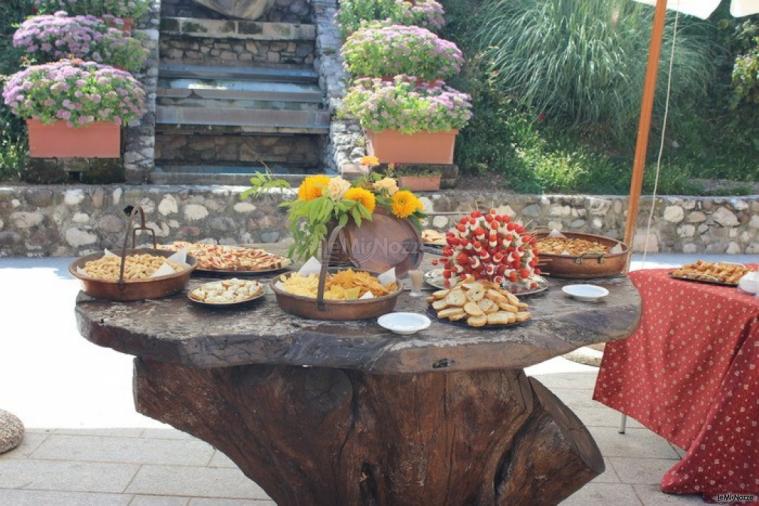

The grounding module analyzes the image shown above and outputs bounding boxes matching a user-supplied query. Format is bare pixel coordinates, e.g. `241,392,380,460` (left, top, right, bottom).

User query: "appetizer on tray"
189,278,264,306
671,260,751,286
160,241,290,273
428,277,531,328
422,229,446,247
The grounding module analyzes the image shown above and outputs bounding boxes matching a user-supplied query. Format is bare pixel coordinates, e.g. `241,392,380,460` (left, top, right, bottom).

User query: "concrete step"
159,62,319,84
157,96,322,112
156,105,330,133
157,77,323,103
161,17,316,41
151,165,315,185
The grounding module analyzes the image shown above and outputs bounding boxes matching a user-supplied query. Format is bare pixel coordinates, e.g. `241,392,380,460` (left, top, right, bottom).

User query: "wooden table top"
75,251,640,374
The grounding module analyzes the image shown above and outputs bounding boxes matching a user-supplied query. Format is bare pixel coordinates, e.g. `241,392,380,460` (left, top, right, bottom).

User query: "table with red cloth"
593,267,759,501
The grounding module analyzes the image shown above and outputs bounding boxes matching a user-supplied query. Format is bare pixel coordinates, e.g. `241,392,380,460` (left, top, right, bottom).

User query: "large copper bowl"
70,249,197,301
270,274,401,321
535,232,629,279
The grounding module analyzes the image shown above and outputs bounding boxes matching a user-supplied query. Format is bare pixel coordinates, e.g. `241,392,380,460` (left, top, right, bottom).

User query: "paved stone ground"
1,254,750,505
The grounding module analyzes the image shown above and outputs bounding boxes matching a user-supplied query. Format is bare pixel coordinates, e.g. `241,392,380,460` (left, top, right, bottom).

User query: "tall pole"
623,0,668,250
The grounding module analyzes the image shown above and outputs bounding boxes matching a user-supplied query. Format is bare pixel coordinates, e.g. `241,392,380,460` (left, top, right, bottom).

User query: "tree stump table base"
135,359,604,506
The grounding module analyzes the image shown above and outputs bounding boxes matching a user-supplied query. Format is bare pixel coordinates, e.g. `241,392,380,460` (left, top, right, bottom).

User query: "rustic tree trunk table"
75,259,640,506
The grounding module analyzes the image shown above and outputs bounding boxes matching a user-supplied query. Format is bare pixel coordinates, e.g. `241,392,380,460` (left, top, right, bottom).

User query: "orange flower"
391,190,421,219
344,187,376,214
297,175,330,201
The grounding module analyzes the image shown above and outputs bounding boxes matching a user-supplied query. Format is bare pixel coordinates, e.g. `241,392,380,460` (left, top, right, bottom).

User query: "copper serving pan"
69,206,197,301
534,231,629,279
70,248,197,301
270,273,401,321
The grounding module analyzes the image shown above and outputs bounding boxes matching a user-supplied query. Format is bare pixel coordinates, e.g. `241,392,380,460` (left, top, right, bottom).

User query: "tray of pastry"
160,241,291,274
670,260,752,286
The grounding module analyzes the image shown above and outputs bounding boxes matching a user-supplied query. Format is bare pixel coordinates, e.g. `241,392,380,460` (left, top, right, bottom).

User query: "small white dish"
562,284,609,302
378,312,431,335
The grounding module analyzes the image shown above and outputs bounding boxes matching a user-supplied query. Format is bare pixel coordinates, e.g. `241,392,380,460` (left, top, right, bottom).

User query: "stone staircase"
152,8,329,184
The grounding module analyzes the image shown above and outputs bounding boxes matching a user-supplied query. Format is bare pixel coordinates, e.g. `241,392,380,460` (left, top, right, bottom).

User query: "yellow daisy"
360,155,380,167
392,190,421,219
344,187,376,214
297,175,331,201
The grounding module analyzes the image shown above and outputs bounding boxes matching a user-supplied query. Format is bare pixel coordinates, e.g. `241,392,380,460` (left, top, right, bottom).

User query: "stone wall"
312,0,366,173
124,0,162,183
160,35,315,65
161,0,312,24
1,186,757,257
156,129,322,166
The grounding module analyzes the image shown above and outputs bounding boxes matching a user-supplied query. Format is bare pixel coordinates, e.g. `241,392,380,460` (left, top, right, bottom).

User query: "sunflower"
298,175,331,201
391,190,422,219
344,187,376,214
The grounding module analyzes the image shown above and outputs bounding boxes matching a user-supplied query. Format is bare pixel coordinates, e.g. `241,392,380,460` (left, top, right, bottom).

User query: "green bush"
732,36,759,106
33,0,152,21
336,0,445,38
473,0,720,143
0,0,33,181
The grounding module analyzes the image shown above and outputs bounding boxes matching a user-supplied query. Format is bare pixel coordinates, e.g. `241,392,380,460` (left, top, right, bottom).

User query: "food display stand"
75,249,641,506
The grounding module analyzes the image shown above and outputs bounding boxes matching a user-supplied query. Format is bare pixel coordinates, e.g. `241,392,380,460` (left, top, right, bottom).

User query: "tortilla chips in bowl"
271,269,401,320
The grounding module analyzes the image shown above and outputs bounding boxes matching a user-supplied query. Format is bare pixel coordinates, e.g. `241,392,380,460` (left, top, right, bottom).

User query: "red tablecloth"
594,267,759,501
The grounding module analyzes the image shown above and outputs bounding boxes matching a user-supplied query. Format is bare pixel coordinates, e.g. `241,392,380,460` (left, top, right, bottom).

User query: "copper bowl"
535,232,629,279
70,249,197,301
270,274,401,321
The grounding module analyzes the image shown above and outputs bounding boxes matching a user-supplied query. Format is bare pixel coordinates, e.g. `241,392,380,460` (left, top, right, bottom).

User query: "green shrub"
336,0,445,38
342,24,464,80
0,0,33,181
732,36,759,106
339,76,472,133
473,0,720,143
33,0,151,21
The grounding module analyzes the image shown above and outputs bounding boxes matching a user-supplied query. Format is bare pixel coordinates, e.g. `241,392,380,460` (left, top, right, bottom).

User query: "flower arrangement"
337,0,445,37
243,171,424,260
2,59,146,127
14,13,147,73
33,0,151,21
339,75,472,134
342,24,463,81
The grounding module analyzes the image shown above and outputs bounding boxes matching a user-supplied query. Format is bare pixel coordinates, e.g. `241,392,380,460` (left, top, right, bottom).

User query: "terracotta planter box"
367,129,458,165
27,119,121,158
398,175,442,192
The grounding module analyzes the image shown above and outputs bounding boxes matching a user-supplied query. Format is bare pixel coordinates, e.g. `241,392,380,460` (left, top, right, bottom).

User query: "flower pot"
366,129,458,164
27,119,121,158
398,174,441,192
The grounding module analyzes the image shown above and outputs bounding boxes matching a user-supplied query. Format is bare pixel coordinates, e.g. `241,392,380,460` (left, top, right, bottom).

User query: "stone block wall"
312,0,367,172
124,0,162,183
1,186,757,257
160,36,315,65
156,129,322,166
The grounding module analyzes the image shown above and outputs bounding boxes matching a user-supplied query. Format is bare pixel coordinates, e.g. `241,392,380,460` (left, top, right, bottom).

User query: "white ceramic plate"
377,312,431,335
562,284,609,302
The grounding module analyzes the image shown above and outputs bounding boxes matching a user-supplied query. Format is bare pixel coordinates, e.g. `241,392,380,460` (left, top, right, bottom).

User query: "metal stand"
618,414,627,434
